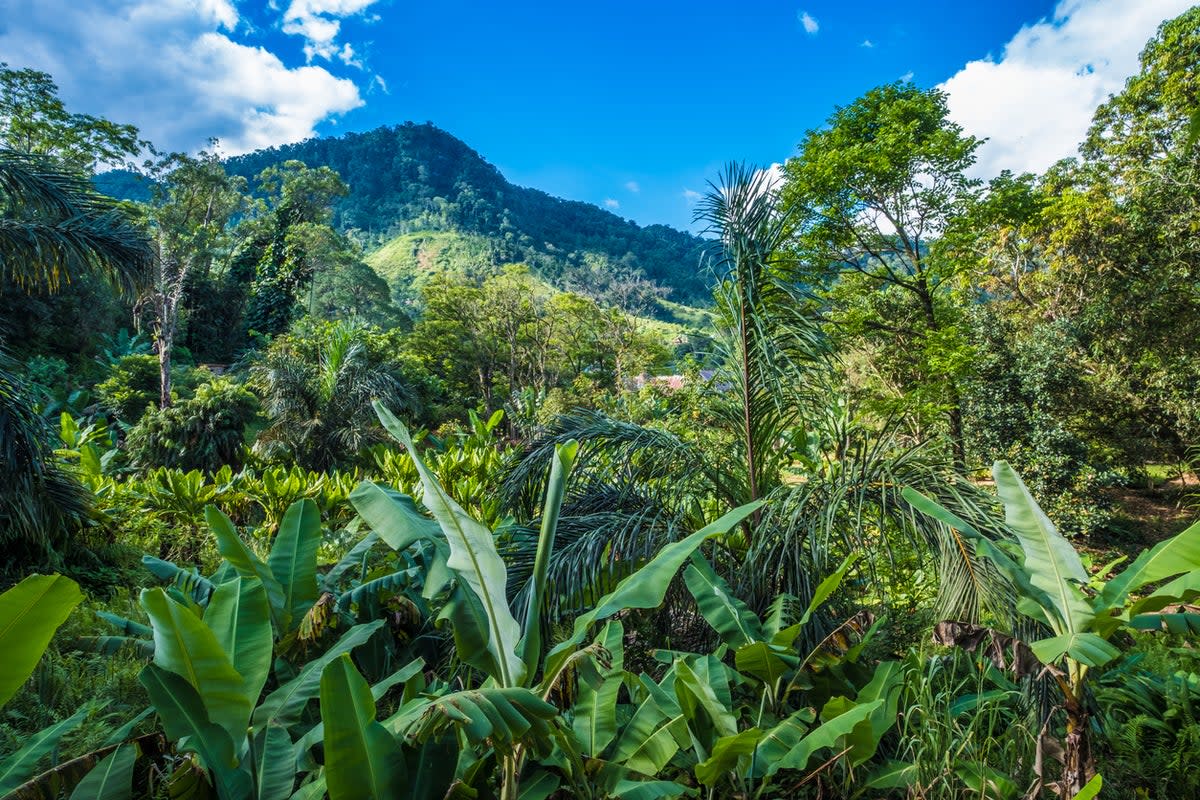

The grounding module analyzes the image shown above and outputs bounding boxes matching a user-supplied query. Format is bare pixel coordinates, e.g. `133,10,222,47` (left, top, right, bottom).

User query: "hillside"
218,123,713,306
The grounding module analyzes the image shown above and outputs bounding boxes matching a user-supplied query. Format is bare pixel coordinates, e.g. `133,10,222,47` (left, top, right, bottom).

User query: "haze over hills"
219,123,714,307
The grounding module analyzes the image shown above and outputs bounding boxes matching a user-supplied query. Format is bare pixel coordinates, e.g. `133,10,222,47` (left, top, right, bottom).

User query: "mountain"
216,123,713,306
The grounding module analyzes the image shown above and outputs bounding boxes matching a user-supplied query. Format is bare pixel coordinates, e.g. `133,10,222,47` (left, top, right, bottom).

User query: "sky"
0,0,1193,231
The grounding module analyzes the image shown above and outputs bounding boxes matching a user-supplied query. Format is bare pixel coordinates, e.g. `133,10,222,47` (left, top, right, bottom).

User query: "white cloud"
682,188,702,203
0,0,365,156
799,11,819,34
604,198,620,209
282,0,379,63
899,70,914,82
624,180,640,193
940,0,1194,178
755,162,784,193
861,39,874,48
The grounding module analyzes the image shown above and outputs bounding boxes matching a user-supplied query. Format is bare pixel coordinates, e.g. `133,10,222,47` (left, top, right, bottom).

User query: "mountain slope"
220,123,712,305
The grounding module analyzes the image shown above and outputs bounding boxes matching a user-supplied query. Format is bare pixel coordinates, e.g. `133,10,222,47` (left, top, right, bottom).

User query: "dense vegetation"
4,9,1200,799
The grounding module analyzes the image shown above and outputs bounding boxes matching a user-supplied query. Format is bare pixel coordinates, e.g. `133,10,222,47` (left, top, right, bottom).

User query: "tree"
780,82,983,467
139,149,246,408
0,63,140,173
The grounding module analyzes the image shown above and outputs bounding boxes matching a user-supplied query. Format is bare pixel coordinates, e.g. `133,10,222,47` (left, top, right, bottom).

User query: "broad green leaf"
268,499,321,630
799,553,858,626
519,439,577,683
613,676,688,775
517,769,560,800
141,587,250,744
1130,570,1200,615
374,402,524,686
674,658,738,756
993,461,1092,634
251,724,295,800
0,705,89,793
404,687,559,756
758,700,881,778
684,556,762,648
543,500,765,683
254,620,385,729
206,505,288,631
68,743,136,800
204,577,272,712
861,759,917,790
954,760,1019,798
139,664,248,799
322,531,380,589
1101,519,1200,610
695,728,761,786
0,574,82,708
1073,773,1102,800
1029,632,1121,668
142,556,214,605
349,482,451,599
751,707,814,778
320,654,405,800
572,620,624,756
735,640,796,685
611,778,693,799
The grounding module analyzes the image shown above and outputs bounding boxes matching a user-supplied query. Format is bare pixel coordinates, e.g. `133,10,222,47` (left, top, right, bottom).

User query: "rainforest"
3,6,1200,799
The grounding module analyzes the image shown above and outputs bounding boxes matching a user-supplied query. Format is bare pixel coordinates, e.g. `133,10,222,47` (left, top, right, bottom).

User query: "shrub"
126,378,259,472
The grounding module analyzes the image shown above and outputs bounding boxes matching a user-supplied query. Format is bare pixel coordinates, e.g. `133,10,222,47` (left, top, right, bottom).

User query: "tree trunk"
158,341,172,409
1062,703,1093,798
917,278,966,470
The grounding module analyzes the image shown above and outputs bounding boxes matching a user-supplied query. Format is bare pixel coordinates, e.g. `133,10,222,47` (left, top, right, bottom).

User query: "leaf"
684,556,763,648
611,778,693,799
1100,519,1200,610
253,620,385,729
268,499,322,631
140,587,251,744
1029,632,1121,667
735,640,796,686
861,759,917,790
673,658,738,745
405,687,559,756
0,574,82,708
68,743,136,800
138,664,248,799
349,481,451,597
1073,773,1102,800
799,553,858,626
572,620,624,756
519,439,577,683
251,724,295,800
204,577,273,711
543,500,765,683
206,505,288,632
0,705,89,794
322,531,380,589
373,402,525,686
613,675,688,776
992,462,1092,635
320,654,406,800
695,728,761,787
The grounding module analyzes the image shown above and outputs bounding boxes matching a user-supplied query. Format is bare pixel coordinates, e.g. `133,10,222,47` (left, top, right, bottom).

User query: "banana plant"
0,574,86,795
905,460,1200,799
355,402,764,800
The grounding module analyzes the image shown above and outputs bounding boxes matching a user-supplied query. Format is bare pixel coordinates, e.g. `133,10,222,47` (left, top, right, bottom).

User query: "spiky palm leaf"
0,149,152,295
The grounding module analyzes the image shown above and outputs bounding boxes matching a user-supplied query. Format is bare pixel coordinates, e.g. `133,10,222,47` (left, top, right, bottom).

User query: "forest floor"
1088,470,1197,559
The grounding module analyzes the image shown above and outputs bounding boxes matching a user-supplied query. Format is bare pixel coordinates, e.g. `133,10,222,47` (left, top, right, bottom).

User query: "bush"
95,354,209,424
126,378,259,472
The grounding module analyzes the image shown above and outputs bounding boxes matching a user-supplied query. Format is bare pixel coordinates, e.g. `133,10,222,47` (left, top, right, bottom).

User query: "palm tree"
0,148,152,293
0,149,153,570
502,164,1011,630
252,321,419,471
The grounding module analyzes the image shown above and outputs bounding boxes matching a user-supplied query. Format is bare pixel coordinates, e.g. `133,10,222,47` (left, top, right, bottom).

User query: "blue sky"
0,0,1192,230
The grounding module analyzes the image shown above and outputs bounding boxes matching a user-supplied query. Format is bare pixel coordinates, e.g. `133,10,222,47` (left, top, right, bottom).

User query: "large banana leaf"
1029,632,1121,667
992,462,1092,634
320,654,405,800
253,620,385,729
140,588,251,745
138,664,249,800
572,620,624,756
206,506,288,632
613,674,688,776
142,556,215,605
67,743,136,800
404,687,559,756
374,402,525,686
684,556,763,648
1099,518,1200,610
322,531,380,589
0,574,82,708
0,705,89,794
673,658,738,749
204,577,272,715
543,500,764,682
694,728,761,787
349,481,451,598
267,499,321,631
753,699,881,779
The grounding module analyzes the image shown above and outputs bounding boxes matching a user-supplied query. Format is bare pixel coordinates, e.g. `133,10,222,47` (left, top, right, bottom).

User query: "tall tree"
139,150,246,407
780,82,982,466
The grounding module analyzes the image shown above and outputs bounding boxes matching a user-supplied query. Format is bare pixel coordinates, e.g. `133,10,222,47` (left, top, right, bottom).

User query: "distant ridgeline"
227,123,713,306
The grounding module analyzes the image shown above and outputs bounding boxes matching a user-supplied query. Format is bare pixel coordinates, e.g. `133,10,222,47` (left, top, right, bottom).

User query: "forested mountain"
213,123,712,304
